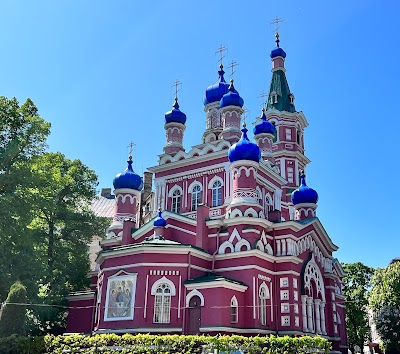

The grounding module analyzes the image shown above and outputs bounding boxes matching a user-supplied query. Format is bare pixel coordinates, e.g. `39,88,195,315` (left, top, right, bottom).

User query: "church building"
67,34,348,354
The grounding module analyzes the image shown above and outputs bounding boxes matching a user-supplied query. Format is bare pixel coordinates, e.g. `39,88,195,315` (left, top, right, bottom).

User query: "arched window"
259,284,269,326
172,190,181,213
230,296,238,323
153,283,172,323
211,180,222,207
191,185,202,211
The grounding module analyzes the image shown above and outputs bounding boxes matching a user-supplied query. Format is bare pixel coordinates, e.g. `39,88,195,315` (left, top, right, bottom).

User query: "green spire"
266,69,296,113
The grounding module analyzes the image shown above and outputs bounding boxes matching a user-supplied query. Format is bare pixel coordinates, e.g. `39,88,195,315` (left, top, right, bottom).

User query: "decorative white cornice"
97,244,212,264
184,280,248,292
224,216,272,229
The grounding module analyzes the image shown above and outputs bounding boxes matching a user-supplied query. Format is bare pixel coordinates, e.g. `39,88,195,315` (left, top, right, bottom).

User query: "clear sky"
1,0,399,269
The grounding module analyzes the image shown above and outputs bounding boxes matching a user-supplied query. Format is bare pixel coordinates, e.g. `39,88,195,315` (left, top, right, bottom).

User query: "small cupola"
220,79,244,108
113,156,143,191
291,173,318,205
228,123,261,163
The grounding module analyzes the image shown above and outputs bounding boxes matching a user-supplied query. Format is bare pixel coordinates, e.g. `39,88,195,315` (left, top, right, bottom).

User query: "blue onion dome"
220,79,244,108
153,209,167,227
253,108,276,136
113,157,143,190
291,173,319,205
203,65,230,105
270,32,286,58
165,97,187,125
271,47,286,59
228,123,261,163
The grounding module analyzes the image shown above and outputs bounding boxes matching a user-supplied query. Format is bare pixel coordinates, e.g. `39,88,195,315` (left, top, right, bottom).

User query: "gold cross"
127,141,135,160
242,108,250,126
228,60,238,79
258,91,269,109
172,80,182,99
215,44,227,67
271,17,284,34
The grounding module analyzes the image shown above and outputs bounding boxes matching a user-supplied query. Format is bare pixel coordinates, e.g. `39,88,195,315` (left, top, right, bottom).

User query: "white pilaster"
301,295,308,332
320,301,327,335
314,299,321,334
306,297,314,333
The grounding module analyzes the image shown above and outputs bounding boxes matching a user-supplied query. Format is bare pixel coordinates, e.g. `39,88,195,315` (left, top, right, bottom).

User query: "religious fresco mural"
104,274,136,321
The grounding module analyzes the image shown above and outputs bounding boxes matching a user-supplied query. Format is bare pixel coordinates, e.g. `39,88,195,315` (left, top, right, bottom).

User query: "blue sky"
1,0,399,269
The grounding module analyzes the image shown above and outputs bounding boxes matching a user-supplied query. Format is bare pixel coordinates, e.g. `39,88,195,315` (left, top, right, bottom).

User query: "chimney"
101,188,113,199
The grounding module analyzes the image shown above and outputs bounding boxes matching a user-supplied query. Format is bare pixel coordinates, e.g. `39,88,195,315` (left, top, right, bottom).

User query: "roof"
295,217,318,225
266,69,296,113
184,273,247,287
90,195,115,218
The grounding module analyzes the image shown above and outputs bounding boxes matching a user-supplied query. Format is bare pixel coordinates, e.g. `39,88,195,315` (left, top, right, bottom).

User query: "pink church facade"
67,37,348,354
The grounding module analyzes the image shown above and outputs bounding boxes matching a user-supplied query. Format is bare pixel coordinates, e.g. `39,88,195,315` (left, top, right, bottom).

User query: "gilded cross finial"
228,60,238,80
127,141,136,160
172,80,182,100
258,91,269,109
242,108,250,126
215,44,227,68
271,17,284,47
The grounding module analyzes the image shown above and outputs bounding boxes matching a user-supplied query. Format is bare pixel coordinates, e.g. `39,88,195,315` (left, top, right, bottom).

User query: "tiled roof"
90,196,115,218
266,69,295,113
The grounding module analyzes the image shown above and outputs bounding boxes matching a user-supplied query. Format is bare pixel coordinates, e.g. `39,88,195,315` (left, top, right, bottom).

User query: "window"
172,189,181,213
272,122,278,143
285,128,292,140
191,185,202,211
153,283,171,323
259,285,269,325
211,180,222,207
230,296,238,323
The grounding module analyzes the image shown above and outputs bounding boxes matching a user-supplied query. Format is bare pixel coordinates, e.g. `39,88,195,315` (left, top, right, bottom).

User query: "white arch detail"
151,276,176,296
230,208,243,218
168,184,183,197
218,240,234,254
244,207,258,218
208,175,224,189
186,289,204,307
188,180,203,192
304,254,325,301
235,238,251,252
259,282,270,298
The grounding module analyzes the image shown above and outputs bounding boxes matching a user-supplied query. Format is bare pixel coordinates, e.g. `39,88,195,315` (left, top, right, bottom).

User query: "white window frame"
230,296,238,323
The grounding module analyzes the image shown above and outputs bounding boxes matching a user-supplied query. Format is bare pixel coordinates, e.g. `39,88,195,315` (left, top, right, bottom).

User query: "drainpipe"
212,227,223,272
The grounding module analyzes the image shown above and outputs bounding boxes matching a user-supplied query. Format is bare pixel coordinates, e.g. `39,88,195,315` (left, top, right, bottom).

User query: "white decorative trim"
208,175,224,188
168,184,183,197
218,240,234,254
199,326,275,334
244,207,258,218
185,280,247,292
234,238,251,252
185,289,204,307
229,208,243,218
150,276,176,296
188,180,203,193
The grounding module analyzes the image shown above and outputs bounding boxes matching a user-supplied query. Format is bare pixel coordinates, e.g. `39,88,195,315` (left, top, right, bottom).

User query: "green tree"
342,262,375,353
0,281,27,337
24,152,107,334
369,262,400,354
0,97,50,301
0,96,50,192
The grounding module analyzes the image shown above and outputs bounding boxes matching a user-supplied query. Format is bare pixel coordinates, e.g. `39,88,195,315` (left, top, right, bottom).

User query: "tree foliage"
0,97,107,335
0,281,27,337
369,262,400,353
342,262,375,353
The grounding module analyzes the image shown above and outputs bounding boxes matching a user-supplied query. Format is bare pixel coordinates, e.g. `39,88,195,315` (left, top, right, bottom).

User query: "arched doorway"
187,295,201,334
